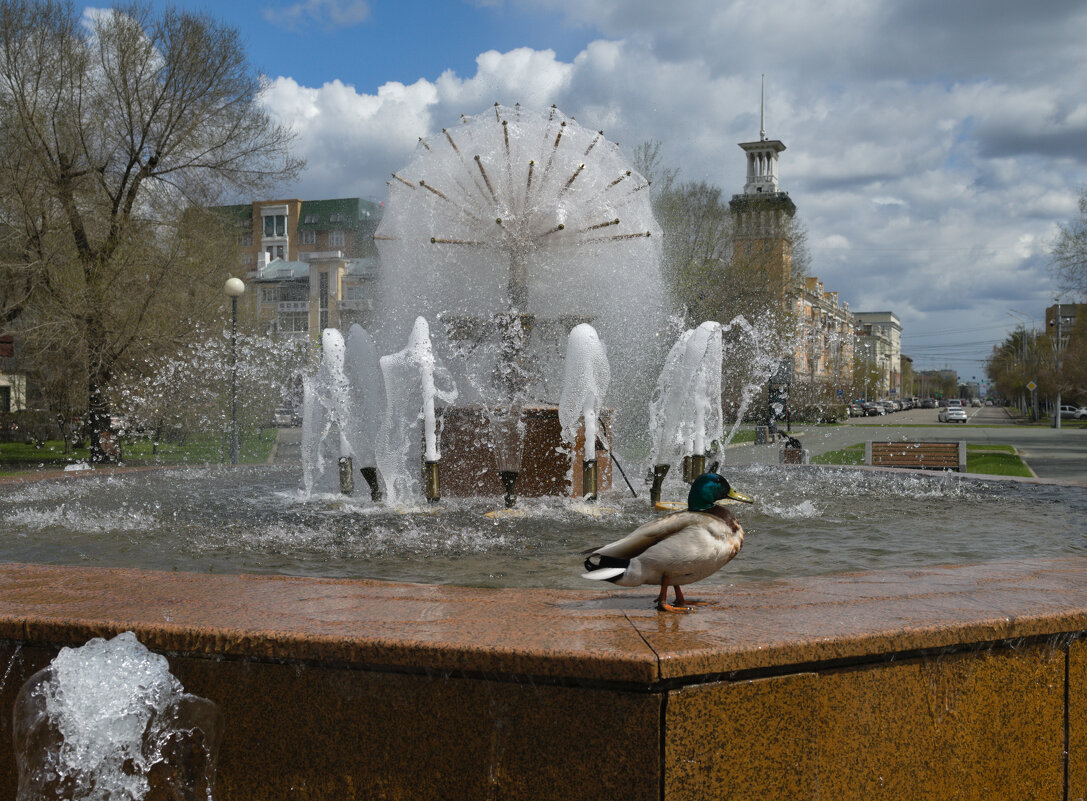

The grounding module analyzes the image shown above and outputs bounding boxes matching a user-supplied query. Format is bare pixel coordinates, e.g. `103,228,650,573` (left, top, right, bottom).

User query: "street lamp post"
224,277,246,464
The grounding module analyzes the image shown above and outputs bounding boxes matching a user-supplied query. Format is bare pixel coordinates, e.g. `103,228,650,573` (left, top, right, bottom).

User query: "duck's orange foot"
683,599,715,606
656,601,693,613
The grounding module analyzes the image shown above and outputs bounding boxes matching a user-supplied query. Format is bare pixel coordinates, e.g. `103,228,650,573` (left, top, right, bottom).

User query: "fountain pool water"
2,466,1085,588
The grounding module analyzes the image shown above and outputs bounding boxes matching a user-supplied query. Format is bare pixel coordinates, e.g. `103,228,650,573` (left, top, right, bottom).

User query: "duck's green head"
687,473,754,511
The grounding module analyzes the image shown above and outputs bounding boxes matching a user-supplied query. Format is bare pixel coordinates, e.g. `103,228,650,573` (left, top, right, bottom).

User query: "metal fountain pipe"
499,470,519,509
649,464,670,506
338,456,354,495
582,459,598,502
424,460,441,504
360,466,383,502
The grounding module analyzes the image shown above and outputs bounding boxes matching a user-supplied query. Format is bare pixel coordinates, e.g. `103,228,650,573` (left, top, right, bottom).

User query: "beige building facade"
218,197,382,339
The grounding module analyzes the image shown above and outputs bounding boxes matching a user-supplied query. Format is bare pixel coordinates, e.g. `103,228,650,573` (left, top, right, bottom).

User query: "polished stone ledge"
1,557,1086,686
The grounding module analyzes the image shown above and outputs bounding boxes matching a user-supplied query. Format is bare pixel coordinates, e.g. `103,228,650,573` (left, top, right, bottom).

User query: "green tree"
0,1,302,461
987,327,1042,416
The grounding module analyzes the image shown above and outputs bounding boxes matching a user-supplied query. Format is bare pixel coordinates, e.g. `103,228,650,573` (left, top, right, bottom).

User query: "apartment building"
219,197,382,337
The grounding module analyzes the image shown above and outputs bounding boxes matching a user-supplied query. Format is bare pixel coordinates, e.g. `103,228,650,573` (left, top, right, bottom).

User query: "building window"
240,253,254,265
260,286,277,303
278,311,309,334
263,214,286,238
329,212,346,223
304,214,318,224
240,232,253,247
329,230,345,248
300,230,316,245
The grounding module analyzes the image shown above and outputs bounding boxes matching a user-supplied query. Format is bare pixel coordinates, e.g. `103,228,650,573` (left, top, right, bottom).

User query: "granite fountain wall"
0,555,1084,800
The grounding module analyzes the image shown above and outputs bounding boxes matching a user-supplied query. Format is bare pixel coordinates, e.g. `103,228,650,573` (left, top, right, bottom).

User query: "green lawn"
0,429,277,473
810,442,1033,477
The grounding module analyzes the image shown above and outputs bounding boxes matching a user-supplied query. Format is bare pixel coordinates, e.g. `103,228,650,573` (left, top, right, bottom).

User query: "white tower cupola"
739,75,786,195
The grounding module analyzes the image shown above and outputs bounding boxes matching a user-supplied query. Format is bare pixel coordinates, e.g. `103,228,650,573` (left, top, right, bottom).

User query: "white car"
1058,405,1087,420
942,407,968,423
938,399,963,422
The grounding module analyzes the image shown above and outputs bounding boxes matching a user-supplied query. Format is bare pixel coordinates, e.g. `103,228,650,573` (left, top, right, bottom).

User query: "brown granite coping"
0,558,1086,687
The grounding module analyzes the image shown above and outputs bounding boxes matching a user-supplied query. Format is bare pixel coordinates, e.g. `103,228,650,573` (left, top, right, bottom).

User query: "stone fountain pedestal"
436,404,612,498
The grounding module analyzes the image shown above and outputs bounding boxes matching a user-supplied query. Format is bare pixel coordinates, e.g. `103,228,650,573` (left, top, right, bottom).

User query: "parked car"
1058,405,1087,420
848,402,866,417
862,401,885,416
942,407,968,423
921,398,936,409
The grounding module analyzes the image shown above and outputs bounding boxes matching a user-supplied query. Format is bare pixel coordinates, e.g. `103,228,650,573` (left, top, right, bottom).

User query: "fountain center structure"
322,103,666,503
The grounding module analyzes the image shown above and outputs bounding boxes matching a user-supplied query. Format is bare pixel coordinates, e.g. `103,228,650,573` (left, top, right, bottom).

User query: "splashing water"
649,321,723,470
558,324,610,461
14,631,222,801
375,317,459,505
374,104,664,454
302,328,352,495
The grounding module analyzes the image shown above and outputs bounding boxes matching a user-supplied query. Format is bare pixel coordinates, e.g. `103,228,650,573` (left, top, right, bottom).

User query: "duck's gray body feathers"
582,508,744,588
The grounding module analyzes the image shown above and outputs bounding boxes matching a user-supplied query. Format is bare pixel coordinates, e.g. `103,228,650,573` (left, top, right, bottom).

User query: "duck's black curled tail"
583,553,630,575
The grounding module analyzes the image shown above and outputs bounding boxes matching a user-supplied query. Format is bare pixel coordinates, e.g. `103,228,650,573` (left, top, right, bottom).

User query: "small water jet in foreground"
13,631,222,801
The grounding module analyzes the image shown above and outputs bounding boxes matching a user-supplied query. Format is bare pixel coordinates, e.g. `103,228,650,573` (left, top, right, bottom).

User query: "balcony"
278,301,310,313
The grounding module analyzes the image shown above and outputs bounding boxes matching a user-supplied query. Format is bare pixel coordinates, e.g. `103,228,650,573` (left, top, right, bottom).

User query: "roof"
298,198,382,231
346,258,379,278
255,259,309,281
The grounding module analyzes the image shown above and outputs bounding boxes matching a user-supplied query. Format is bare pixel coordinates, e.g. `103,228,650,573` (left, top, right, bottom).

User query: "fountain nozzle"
360,466,383,502
649,464,670,506
424,460,441,504
682,454,706,483
499,470,519,509
582,459,598,502
338,456,354,495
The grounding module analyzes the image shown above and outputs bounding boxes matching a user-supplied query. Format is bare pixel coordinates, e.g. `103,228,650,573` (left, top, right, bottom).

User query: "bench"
865,441,966,472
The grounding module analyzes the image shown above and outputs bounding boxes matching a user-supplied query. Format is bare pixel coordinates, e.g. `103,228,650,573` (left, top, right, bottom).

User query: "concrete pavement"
724,405,1087,485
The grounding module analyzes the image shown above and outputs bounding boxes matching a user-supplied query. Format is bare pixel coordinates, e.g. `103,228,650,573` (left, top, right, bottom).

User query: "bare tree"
0,1,302,460
1051,190,1087,300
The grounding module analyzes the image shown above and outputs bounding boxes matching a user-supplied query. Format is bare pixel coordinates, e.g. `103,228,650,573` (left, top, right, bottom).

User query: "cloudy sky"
144,0,1087,384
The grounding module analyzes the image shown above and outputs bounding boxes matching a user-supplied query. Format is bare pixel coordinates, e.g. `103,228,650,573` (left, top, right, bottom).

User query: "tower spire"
760,74,766,142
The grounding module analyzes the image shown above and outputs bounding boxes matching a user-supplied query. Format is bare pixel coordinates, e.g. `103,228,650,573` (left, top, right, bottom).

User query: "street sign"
1027,381,1037,392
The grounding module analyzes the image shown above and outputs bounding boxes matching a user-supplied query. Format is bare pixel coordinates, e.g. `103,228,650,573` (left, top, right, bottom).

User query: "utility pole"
1051,303,1064,429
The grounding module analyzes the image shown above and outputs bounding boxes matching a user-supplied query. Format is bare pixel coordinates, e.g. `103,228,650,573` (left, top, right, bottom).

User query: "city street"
725,405,1087,485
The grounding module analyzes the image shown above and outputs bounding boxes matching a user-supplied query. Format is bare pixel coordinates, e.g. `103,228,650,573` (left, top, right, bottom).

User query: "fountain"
359,103,663,502
2,103,1087,798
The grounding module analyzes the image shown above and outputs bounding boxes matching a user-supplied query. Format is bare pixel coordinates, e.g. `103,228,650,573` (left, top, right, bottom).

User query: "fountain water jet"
374,317,458,506
559,324,611,501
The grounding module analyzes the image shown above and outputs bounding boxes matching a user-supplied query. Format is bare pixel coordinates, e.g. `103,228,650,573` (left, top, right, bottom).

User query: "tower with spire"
729,76,797,296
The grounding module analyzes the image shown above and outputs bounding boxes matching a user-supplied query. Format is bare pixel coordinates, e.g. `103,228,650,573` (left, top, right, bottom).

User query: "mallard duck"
581,473,754,612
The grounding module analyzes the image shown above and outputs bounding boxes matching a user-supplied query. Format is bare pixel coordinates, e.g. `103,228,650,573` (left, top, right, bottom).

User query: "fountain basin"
0,559,1085,799
2,466,1087,797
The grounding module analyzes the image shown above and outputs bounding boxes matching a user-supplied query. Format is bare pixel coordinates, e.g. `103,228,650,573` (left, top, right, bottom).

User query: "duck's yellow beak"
726,487,755,504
